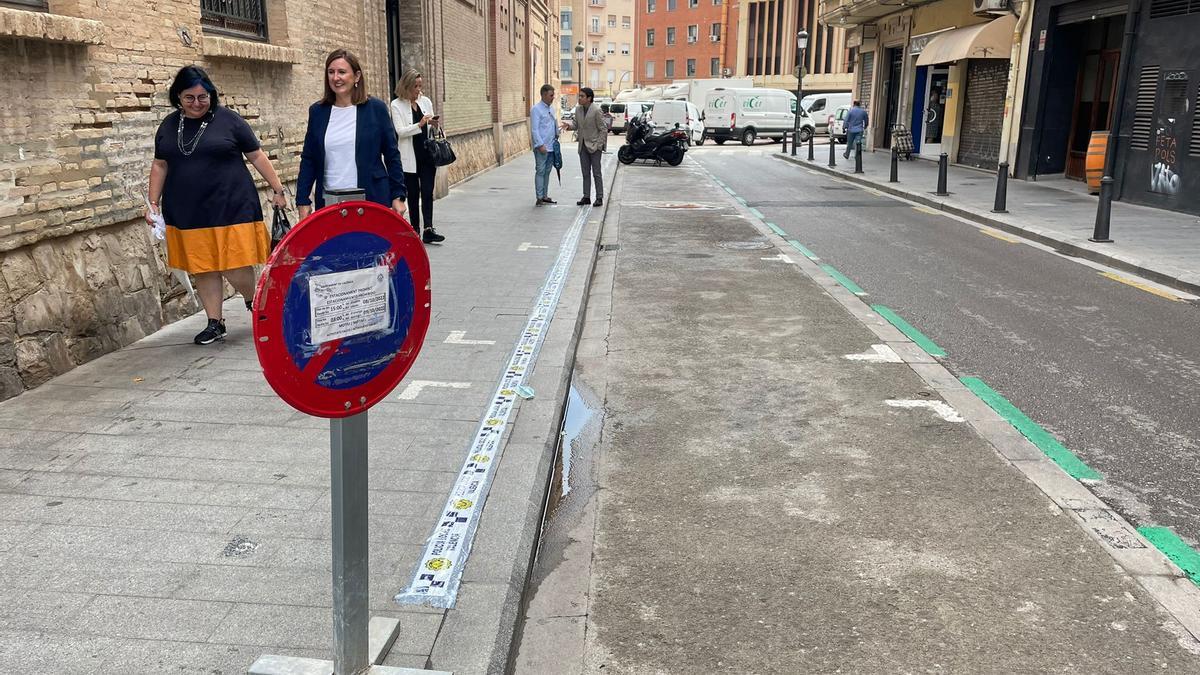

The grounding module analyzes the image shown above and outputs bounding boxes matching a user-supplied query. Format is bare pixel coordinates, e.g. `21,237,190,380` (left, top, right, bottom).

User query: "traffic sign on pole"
248,202,444,675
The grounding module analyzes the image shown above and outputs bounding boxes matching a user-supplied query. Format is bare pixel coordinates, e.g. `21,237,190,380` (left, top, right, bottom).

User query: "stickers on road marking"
978,228,1020,244
886,399,964,423
397,198,593,609
1099,272,1183,302
444,331,496,346
397,380,472,400
845,344,904,363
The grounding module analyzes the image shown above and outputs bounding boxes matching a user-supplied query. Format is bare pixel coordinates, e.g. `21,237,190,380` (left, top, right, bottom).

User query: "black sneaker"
576,197,591,205
593,198,603,207
422,228,445,244
194,318,226,345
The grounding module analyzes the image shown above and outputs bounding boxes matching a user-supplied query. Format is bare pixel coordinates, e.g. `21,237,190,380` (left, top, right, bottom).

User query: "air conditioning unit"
972,0,1009,15
687,37,697,43
710,35,720,42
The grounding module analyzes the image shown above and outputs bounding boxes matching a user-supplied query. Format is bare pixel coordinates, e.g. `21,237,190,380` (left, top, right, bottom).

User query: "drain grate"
718,240,773,251
601,243,621,251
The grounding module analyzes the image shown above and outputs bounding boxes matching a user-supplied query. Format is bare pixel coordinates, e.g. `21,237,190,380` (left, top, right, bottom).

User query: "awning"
915,14,1017,67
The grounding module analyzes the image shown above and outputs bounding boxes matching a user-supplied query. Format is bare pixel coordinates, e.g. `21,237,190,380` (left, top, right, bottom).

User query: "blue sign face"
281,231,416,390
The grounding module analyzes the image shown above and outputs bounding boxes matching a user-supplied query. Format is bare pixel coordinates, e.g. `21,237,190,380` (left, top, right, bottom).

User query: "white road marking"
761,253,796,264
444,331,496,345
518,242,550,251
844,344,904,363
885,399,964,423
397,380,472,400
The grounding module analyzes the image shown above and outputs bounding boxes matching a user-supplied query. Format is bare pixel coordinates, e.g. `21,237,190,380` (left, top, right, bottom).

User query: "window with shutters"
1149,0,1200,19
1191,88,1200,157
201,0,269,40
1129,65,1160,151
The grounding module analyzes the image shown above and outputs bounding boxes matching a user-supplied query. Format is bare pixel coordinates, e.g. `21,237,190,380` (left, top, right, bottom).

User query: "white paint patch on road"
845,344,904,363
397,380,472,400
445,331,496,346
518,243,550,251
886,399,964,423
758,252,796,263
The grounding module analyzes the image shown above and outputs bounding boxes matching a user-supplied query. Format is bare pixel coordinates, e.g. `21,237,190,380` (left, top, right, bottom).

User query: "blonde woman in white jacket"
390,71,444,243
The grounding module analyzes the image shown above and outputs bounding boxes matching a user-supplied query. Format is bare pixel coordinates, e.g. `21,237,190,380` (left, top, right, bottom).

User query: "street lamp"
794,30,808,155
575,41,584,95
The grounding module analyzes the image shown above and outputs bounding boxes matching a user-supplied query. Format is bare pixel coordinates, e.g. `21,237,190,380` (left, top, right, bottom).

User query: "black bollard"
992,161,1009,213
828,136,837,168
789,131,796,157
807,133,814,161
889,147,899,183
934,153,949,196
854,140,863,174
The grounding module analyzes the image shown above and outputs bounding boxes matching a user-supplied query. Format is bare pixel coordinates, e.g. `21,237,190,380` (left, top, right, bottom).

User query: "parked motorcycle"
618,115,686,166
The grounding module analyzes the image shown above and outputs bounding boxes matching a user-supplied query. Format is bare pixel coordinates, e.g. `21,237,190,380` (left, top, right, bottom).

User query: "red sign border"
252,202,431,418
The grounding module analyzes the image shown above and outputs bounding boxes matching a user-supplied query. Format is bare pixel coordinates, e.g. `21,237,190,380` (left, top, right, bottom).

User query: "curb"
696,159,1200,647
425,159,619,674
775,153,1200,298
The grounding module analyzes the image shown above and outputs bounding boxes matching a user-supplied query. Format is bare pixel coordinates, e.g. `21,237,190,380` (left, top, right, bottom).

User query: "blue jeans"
534,148,553,199
844,130,863,158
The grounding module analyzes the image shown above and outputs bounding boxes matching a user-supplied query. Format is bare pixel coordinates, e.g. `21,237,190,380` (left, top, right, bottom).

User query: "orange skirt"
166,220,269,274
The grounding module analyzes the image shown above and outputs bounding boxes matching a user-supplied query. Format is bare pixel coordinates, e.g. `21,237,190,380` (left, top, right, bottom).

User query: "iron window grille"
201,0,268,41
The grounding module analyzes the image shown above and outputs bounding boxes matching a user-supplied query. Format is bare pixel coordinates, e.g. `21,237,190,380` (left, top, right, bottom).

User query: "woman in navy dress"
146,66,288,345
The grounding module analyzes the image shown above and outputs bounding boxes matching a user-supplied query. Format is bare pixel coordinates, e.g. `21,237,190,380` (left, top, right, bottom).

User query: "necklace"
177,112,212,156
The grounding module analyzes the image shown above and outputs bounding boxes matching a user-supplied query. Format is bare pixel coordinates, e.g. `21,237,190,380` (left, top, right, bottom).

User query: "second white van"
703,88,814,146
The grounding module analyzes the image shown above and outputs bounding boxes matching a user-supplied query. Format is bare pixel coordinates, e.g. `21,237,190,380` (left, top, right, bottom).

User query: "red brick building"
636,0,740,86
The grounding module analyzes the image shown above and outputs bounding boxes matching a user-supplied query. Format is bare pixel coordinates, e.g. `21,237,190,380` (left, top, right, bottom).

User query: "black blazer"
296,96,407,209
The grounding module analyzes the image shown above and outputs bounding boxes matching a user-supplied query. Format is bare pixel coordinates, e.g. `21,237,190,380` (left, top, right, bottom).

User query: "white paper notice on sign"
308,266,391,344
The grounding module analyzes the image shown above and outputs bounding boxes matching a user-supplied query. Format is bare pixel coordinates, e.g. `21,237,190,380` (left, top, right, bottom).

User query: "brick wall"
958,58,1008,169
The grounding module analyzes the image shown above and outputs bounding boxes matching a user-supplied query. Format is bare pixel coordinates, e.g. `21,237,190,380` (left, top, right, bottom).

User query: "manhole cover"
718,240,773,251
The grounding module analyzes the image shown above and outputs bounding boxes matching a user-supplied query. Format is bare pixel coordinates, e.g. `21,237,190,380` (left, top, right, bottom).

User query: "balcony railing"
819,0,934,26
588,54,606,63
201,0,268,40
589,0,606,6
588,25,605,35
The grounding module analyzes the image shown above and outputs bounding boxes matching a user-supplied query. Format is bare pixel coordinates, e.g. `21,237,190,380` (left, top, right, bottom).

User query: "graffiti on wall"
1151,125,1181,196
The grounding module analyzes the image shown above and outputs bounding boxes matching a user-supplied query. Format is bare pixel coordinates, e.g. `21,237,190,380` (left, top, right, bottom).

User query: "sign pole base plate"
249,617,449,675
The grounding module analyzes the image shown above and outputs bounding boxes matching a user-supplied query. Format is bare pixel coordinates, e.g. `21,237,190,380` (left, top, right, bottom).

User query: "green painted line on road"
735,196,747,205
871,305,946,357
766,222,786,236
960,377,1102,481
786,240,819,261
724,186,736,195
821,264,867,296
1138,527,1200,587
749,207,765,219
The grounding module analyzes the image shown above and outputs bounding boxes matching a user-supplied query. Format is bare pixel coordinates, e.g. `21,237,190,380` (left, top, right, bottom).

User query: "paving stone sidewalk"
0,149,608,674
779,149,1200,293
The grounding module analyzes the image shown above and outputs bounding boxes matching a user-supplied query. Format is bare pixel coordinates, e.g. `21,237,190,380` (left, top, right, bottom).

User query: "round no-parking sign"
252,202,431,418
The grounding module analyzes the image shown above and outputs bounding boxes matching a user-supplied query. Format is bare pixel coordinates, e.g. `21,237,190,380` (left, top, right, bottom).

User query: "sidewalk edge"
426,162,618,674
697,159,1200,646
774,153,1200,297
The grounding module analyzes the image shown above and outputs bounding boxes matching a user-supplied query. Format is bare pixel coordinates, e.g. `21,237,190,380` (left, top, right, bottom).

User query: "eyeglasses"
182,94,210,104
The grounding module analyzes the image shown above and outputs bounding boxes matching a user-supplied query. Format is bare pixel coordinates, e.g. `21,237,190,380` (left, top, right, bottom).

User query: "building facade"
0,0,556,401
637,0,740,86
561,0,635,98
822,0,1028,170
738,0,853,93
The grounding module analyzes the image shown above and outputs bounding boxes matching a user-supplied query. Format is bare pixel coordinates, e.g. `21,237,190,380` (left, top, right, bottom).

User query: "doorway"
881,46,905,148
1065,18,1123,179
921,67,950,158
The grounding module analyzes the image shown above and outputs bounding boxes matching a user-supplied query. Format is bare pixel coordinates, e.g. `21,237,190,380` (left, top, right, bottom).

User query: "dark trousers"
404,161,436,231
579,147,604,200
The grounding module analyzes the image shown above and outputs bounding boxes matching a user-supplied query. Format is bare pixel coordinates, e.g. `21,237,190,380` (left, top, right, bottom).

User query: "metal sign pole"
331,411,370,675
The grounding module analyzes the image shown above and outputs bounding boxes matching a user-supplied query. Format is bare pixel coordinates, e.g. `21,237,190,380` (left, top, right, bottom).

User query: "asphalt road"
695,149,1200,544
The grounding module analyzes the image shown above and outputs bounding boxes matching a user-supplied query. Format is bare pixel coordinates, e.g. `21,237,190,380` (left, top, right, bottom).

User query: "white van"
647,99,705,145
801,92,852,134
610,101,652,134
703,88,814,146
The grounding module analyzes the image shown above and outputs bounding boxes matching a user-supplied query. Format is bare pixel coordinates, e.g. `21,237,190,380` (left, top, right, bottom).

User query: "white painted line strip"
885,399,964,423
761,253,796,264
444,331,496,346
397,198,595,609
396,380,472,400
844,344,904,363
518,242,550,251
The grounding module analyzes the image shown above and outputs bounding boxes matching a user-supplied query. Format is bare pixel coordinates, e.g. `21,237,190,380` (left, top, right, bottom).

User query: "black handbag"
270,206,291,250
424,126,457,167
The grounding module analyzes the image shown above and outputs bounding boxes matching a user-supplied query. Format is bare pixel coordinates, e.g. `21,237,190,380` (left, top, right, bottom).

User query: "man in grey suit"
573,87,607,207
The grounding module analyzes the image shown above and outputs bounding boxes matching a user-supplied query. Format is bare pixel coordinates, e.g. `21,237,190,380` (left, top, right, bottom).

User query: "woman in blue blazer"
296,49,408,220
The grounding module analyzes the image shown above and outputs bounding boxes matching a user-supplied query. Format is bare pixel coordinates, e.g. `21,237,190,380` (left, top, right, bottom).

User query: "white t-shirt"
324,105,358,191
